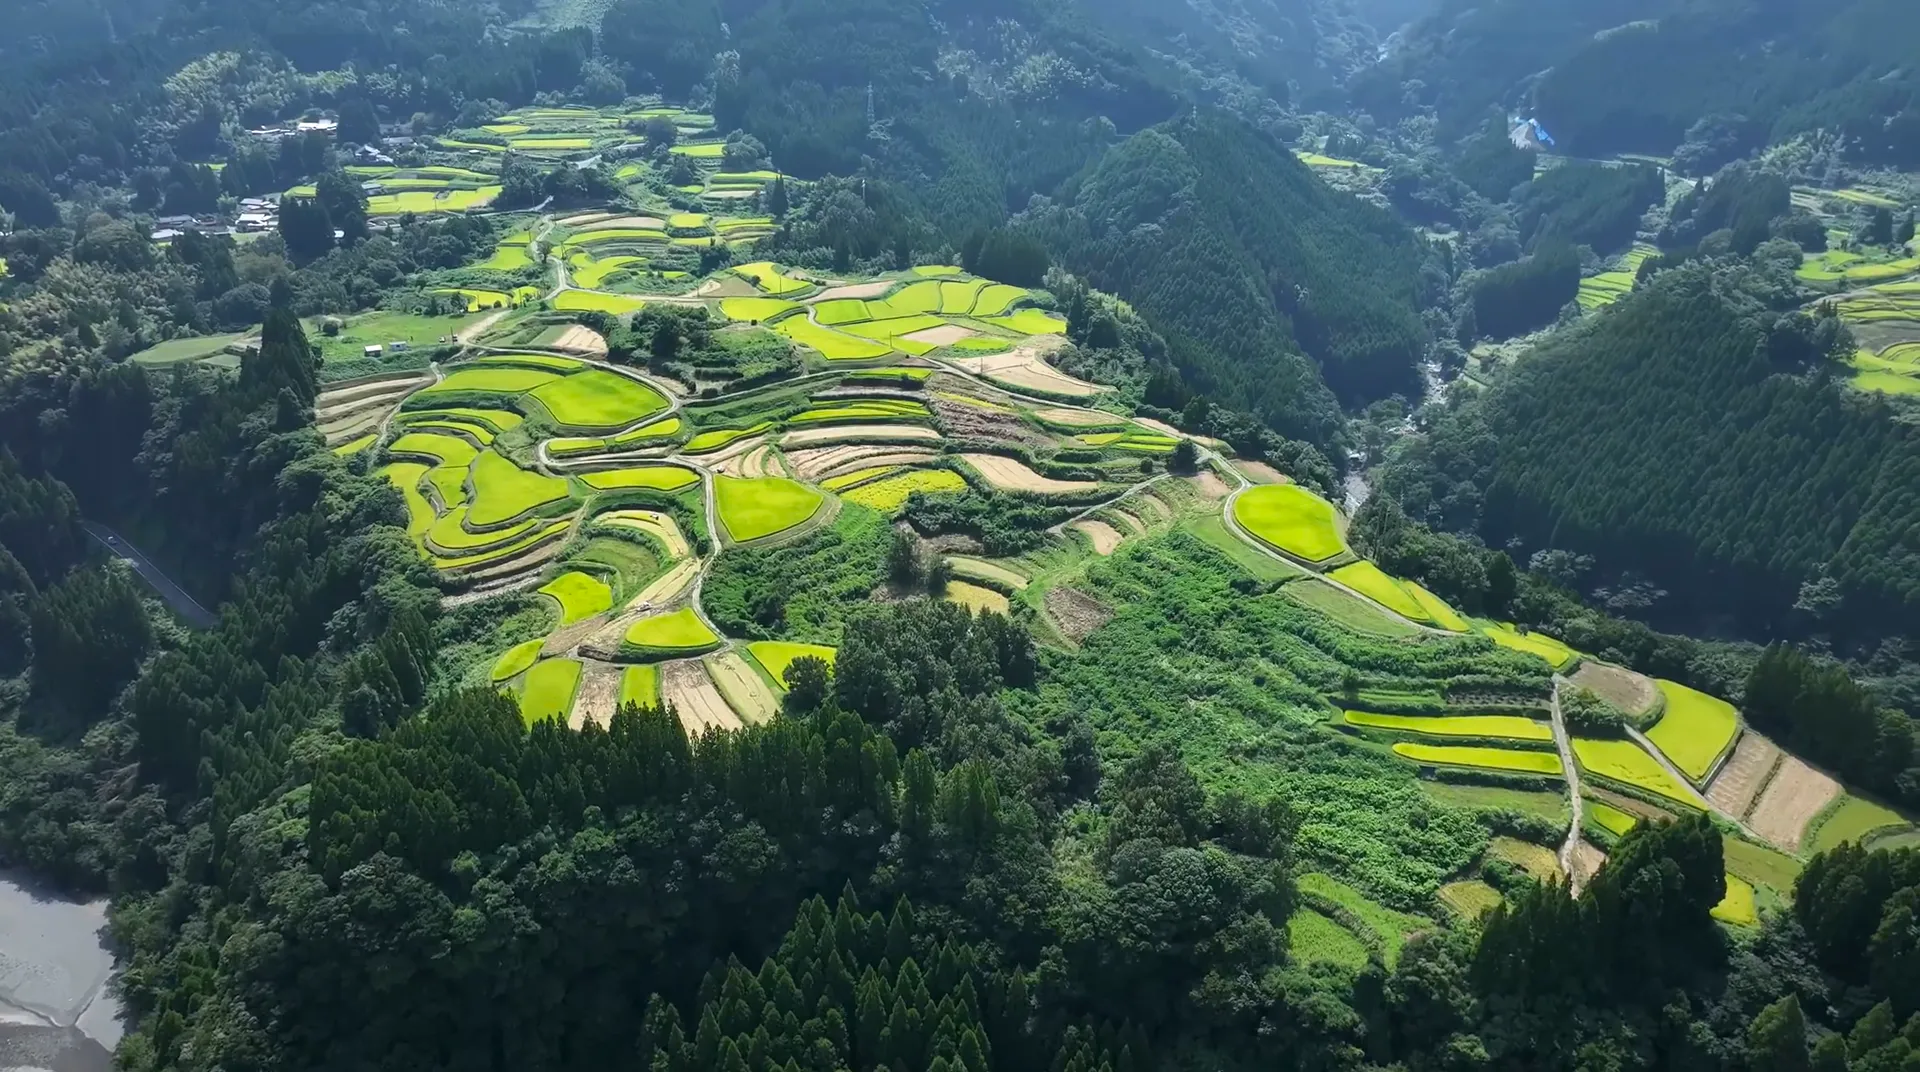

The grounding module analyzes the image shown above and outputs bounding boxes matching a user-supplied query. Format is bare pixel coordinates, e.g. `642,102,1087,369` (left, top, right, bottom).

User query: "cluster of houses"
150,196,282,243
244,117,340,141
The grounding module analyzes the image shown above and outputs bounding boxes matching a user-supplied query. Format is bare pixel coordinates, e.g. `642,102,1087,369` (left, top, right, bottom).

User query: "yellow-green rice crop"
733,261,810,295
379,462,435,537
714,476,825,542
525,369,669,430
986,309,1067,334
1572,738,1700,808
510,137,593,151
1328,562,1431,623
684,424,771,454
1811,795,1912,854
538,571,614,624
1712,875,1757,926
580,466,700,492
420,367,560,396
670,142,725,158
1646,680,1740,781
467,451,570,527
426,507,542,554
747,641,837,688
1391,743,1564,775
491,639,545,682
1343,710,1553,742
519,658,582,725
841,469,967,511
1586,801,1639,836
775,318,892,360
720,297,800,323
620,664,660,708
820,467,900,491
1481,622,1578,668
553,290,648,315
622,607,720,653
1232,484,1347,562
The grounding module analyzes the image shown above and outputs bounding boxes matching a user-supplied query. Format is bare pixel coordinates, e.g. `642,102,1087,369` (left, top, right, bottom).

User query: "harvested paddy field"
705,651,779,724
1045,587,1112,642
960,454,1098,495
782,424,942,447
1748,755,1842,852
945,580,1010,615
1569,661,1658,716
593,511,690,558
1073,520,1122,555
568,662,623,730
1704,733,1782,820
946,557,1029,590
944,344,1107,397
661,660,741,735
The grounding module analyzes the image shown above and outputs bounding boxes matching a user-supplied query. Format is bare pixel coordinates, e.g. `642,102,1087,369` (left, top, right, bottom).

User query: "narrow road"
1547,674,1587,890
82,522,218,629
1046,474,1174,535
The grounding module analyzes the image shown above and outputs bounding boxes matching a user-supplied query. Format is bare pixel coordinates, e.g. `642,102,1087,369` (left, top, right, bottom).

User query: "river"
0,872,121,1072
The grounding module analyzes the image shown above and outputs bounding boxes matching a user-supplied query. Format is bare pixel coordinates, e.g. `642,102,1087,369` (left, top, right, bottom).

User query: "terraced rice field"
1288,910,1371,971
519,659,582,725
421,366,559,396
1712,875,1758,926
1646,680,1740,781
706,651,779,724
1438,881,1503,919
550,417,682,456
1572,738,1700,809
1810,795,1913,854
1747,754,1842,852
734,262,811,296
538,571,613,624
1481,623,1578,668
776,318,893,360
1576,246,1655,310
491,638,545,682
1390,743,1563,775
1586,801,1639,836
553,291,649,315
622,607,721,657
1704,733,1780,819
1343,710,1553,742
746,641,836,688
959,454,1097,495
380,463,436,536
579,466,700,492
468,451,571,527
685,424,771,453
1328,562,1440,625
945,580,1011,615
427,508,544,554
1232,485,1346,562
714,476,825,542
840,469,967,511
620,665,660,709
721,297,800,323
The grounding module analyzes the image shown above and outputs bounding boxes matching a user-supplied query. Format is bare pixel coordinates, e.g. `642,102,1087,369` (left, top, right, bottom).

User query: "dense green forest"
5,0,1920,1070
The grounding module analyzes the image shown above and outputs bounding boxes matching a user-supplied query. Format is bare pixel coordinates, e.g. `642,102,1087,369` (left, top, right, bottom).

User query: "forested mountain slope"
1025,110,1429,444
1353,0,1920,164
1382,260,1920,640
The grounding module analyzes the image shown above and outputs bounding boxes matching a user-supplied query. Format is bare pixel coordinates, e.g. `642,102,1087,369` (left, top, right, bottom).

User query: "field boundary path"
1548,674,1587,891
83,522,217,629
1620,725,1766,842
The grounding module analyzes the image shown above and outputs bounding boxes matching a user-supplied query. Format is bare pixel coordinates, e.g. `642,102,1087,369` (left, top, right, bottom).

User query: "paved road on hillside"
82,522,218,629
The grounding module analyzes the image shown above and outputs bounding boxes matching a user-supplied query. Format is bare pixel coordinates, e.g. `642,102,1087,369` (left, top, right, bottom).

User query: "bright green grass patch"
1232,484,1346,562
1572,738,1699,808
519,659,582,725
379,463,435,537
491,639,546,682
580,466,700,492
721,297,800,323
1724,837,1802,892
1812,795,1913,854
427,507,541,553
129,331,255,366
776,318,893,360
1296,152,1366,168
1296,873,1427,968
571,254,646,288
482,123,530,135
1482,622,1578,668
668,213,711,229
813,299,872,325
525,369,669,431
734,261,811,296
1344,710,1553,742
1405,581,1470,633
1328,561,1429,621
670,142,726,158
1712,875,1757,926
841,469,968,511
1438,880,1503,919
1587,801,1639,836
468,451,571,527
1647,680,1740,781
539,570,614,624
553,290,648,315
421,367,560,397
821,466,900,491
715,476,826,542
620,665,660,709
684,423,771,454
747,641,837,689
510,137,593,151
1391,743,1563,775
986,309,1067,335
913,265,964,276
1288,910,1371,971
623,607,720,652
1422,782,1566,822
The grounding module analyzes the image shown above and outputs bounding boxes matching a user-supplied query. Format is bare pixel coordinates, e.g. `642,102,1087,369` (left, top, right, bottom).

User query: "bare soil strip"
960,453,1098,494
1571,841,1608,887
706,652,779,725
1235,460,1290,485
577,215,666,230
549,325,609,355
1073,520,1122,555
1569,662,1660,716
628,559,699,609
1045,586,1113,643
1190,472,1231,500
1035,407,1122,427
903,324,975,346
944,337,1108,397
947,556,1029,589
557,212,618,226
317,376,428,410
663,660,741,736
1748,755,1842,853
570,662,622,730
819,452,939,479
808,281,894,302
1109,510,1146,535
1705,733,1783,820
783,424,941,447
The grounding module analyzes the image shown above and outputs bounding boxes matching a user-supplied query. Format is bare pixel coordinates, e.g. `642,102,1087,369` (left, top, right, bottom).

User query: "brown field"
1748,754,1842,853
1570,661,1659,716
783,424,941,447
319,411,384,446
569,661,623,730
316,389,409,425
317,374,429,410
594,509,690,558
706,652,779,725
788,445,939,478
819,452,940,480
662,659,741,735
944,338,1108,397
1035,407,1121,427
578,215,667,231
1074,520,1122,555
947,556,1029,589
809,281,895,302
549,325,609,355
1571,841,1607,887
903,324,975,347
1705,733,1782,819
1046,586,1113,643
1190,472,1231,500
558,212,618,226
1585,786,1678,823
960,453,1098,494
1236,460,1290,485
629,559,699,609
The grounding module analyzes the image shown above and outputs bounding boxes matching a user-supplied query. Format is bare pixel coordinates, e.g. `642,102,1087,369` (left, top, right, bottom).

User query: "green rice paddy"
733,262,811,296
714,476,826,542
1232,485,1346,562
525,370,669,431
746,641,837,688
1296,873,1427,968
774,319,892,360
1811,795,1913,854
579,466,700,492
1343,710,1553,742
1391,743,1563,775
490,639,546,682
538,571,614,624
379,463,435,537
1645,680,1740,781
1572,738,1699,809
1586,801,1639,836
720,297,800,323
553,290,648,315
684,424,770,453
421,366,560,396
620,665,660,709
519,658,582,725
1711,875,1757,926
468,451,571,527
1481,622,1578,668
622,607,721,654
